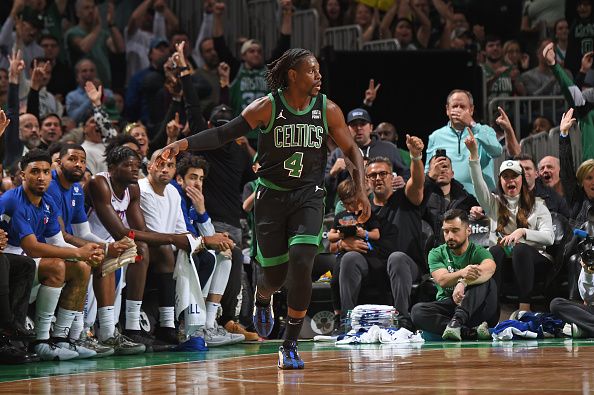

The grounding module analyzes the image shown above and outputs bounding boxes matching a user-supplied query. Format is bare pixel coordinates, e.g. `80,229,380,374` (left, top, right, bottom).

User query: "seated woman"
465,130,554,316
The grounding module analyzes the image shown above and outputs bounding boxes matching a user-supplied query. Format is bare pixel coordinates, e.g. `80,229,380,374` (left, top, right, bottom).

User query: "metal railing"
247,0,279,60
487,95,567,140
518,124,582,172
292,9,320,56
169,0,250,59
362,39,401,51
548,126,583,171
323,25,362,51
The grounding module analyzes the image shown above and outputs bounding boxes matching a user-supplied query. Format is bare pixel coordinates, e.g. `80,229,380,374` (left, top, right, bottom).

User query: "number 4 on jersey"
284,152,304,178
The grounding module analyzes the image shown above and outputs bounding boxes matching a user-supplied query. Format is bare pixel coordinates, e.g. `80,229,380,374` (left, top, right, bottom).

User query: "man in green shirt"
411,209,498,341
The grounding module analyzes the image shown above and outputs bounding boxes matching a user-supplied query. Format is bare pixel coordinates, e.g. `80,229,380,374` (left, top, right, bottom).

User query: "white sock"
97,306,115,342
125,300,142,331
52,308,77,339
35,285,63,340
69,312,85,341
159,306,175,329
205,302,220,329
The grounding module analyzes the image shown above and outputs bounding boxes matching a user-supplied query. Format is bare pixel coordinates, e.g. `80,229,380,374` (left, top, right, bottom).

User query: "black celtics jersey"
256,89,328,190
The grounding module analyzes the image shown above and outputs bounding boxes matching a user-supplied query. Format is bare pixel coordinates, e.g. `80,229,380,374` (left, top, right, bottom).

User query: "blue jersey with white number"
46,170,87,234
0,186,61,246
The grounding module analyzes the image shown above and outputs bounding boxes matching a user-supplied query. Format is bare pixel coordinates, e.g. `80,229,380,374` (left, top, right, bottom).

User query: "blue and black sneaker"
278,342,304,370
253,299,274,338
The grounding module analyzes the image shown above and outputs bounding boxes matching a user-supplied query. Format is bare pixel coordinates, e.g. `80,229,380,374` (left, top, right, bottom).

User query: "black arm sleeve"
148,98,185,154
180,74,207,136
3,83,24,167
186,115,253,151
26,88,40,119
559,134,578,205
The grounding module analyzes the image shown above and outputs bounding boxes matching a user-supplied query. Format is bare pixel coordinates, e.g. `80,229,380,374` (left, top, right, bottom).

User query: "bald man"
538,156,563,196
3,112,41,167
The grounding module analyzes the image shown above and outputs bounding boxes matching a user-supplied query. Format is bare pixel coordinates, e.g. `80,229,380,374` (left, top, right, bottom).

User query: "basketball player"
87,146,234,351
160,47,371,369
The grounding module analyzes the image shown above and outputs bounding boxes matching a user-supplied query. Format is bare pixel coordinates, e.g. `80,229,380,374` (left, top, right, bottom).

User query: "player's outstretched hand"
157,139,189,167
356,190,371,223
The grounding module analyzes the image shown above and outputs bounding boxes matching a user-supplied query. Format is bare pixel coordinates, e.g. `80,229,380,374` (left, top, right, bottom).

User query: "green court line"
1,338,593,383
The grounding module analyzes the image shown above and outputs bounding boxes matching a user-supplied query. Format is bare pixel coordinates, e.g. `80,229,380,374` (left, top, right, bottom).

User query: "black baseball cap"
346,108,372,124
209,104,233,126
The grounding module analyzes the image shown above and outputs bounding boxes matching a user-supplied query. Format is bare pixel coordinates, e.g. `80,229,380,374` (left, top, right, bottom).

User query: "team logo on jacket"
44,216,49,224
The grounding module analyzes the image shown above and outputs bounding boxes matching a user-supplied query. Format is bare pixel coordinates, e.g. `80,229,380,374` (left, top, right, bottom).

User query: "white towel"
491,326,539,341
174,235,207,333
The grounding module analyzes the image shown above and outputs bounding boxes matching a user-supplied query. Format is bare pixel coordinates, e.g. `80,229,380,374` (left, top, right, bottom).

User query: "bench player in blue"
0,149,104,361
160,46,371,369
46,143,138,356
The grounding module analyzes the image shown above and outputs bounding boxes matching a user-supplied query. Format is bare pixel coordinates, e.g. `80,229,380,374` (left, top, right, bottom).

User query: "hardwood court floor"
1,339,594,394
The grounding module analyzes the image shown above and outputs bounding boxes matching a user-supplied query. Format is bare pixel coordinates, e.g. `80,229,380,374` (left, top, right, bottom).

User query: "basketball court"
1,339,593,393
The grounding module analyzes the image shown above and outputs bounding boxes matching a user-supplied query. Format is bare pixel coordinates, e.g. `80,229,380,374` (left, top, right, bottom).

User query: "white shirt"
138,178,187,234
81,140,107,176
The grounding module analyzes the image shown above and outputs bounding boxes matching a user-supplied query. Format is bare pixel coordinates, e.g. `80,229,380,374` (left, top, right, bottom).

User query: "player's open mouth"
542,173,552,181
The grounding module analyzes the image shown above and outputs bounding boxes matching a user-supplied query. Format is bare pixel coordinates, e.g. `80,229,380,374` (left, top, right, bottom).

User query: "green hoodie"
551,64,594,161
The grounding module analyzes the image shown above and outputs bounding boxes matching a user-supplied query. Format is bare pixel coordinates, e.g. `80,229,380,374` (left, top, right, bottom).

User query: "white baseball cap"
499,160,523,176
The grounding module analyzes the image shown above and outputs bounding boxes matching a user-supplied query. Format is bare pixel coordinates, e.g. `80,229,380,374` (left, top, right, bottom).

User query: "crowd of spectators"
0,0,593,365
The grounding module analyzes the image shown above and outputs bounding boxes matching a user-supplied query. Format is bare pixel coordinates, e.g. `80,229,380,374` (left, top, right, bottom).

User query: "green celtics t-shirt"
482,63,514,103
428,242,493,301
230,64,268,140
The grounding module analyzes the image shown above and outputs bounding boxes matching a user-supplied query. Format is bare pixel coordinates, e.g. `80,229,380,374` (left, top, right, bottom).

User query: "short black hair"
443,208,469,225
366,156,393,172
48,141,63,158
484,35,502,44
513,153,535,167
105,134,141,158
106,146,140,167
40,113,62,125
176,154,209,178
21,149,51,170
39,33,59,44
59,143,86,158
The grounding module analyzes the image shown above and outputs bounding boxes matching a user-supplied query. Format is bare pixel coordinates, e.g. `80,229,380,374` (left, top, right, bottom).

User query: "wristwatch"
470,121,477,129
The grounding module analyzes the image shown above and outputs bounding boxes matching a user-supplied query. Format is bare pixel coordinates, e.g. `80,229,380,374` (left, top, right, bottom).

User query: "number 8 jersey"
256,89,329,191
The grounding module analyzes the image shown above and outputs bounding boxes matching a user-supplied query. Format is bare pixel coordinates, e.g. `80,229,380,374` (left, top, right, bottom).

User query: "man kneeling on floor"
411,209,498,340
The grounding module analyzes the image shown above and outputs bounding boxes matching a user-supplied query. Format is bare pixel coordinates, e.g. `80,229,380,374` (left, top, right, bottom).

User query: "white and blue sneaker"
55,338,97,359
34,339,79,361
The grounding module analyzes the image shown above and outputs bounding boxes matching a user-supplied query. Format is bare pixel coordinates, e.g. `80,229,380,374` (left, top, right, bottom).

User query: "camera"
435,149,446,158
337,224,358,238
578,235,594,271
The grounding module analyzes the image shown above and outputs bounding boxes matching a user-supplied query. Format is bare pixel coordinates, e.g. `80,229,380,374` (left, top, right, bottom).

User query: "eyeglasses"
366,171,390,180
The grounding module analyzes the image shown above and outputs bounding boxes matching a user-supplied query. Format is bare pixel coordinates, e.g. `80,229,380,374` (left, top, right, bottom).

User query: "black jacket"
533,178,571,219
422,176,479,246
